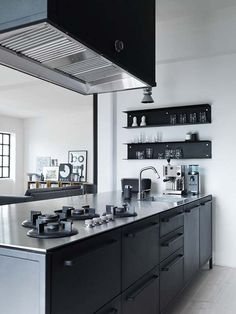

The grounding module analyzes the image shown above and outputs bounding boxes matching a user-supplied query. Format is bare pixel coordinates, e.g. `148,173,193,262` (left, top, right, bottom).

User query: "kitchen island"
0,191,212,314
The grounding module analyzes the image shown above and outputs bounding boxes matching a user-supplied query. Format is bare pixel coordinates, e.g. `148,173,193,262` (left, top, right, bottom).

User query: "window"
0,133,11,178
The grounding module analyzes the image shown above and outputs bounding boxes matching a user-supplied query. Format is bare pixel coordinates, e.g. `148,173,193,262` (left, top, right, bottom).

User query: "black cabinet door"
160,248,184,312
95,296,122,314
122,216,159,290
200,201,212,267
48,0,156,86
184,205,200,284
122,267,159,314
50,229,121,314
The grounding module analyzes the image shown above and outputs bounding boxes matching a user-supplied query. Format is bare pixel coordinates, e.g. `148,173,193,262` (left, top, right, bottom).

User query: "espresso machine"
163,159,185,195
186,165,200,195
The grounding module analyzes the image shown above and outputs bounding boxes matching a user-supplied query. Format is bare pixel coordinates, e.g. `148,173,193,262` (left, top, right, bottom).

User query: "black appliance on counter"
106,204,137,218
121,178,151,194
0,0,156,95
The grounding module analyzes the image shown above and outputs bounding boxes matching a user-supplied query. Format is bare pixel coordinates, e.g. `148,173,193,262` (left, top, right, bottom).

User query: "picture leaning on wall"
68,150,87,182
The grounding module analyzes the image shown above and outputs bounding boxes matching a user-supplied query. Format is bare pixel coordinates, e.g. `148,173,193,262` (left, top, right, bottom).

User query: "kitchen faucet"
138,166,160,200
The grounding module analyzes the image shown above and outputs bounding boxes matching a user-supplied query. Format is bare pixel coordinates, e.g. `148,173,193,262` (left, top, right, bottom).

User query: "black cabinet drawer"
51,229,121,314
160,207,184,237
160,227,184,262
122,267,159,314
122,216,159,290
160,248,184,312
95,296,121,314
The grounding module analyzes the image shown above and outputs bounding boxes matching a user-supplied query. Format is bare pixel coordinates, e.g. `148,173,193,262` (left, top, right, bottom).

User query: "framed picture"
43,167,59,181
36,156,51,174
59,163,72,181
68,150,87,182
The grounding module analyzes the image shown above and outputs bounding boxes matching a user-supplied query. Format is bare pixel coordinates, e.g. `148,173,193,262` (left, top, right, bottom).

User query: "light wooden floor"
167,266,236,314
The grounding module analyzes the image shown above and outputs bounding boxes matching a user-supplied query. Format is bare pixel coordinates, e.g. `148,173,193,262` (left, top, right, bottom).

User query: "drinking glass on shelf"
189,113,197,124
139,132,146,143
175,148,183,159
165,149,171,159
130,136,139,143
136,151,145,159
199,112,207,123
170,114,177,125
179,113,187,124
145,148,153,159
157,152,164,159
154,131,162,142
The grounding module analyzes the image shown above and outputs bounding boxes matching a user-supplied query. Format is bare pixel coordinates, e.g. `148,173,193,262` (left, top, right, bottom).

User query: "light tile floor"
167,266,236,314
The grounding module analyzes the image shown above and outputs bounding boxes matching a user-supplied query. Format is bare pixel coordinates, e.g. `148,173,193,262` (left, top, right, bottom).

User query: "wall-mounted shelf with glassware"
123,104,211,129
124,140,212,160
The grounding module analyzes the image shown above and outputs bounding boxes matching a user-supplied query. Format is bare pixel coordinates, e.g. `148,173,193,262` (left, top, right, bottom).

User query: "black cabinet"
160,248,184,312
49,0,156,86
95,296,122,314
46,196,212,314
200,200,212,267
122,216,159,290
50,230,121,314
122,267,159,314
184,204,200,284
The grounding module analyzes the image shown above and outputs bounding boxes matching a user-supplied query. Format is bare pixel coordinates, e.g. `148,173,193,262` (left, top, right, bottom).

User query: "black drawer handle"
185,206,199,213
127,275,159,302
161,233,184,247
64,239,118,267
161,254,184,272
126,222,159,238
200,200,212,206
161,212,184,223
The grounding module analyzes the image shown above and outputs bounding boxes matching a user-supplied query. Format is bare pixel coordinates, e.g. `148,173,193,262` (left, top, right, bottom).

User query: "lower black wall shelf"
125,141,212,160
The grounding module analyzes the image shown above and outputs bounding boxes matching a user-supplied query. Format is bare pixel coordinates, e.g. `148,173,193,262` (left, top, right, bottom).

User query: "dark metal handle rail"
161,212,184,223
161,233,184,247
127,275,159,302
126,222,159,238
161,254,184,272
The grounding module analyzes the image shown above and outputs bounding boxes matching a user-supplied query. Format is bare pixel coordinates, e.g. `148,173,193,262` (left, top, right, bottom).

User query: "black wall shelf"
124,104,211,128
125,141,212,160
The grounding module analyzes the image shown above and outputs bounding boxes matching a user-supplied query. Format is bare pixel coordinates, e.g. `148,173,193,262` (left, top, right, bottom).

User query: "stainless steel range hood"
0,0,156,95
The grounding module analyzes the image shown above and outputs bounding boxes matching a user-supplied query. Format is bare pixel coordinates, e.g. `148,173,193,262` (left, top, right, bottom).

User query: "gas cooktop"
22,209,78,239
22,204,137,238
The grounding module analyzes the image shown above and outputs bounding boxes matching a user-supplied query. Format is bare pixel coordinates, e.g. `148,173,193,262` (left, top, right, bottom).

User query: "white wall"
97,3,236,267
0,115,24,195
24,102,94,185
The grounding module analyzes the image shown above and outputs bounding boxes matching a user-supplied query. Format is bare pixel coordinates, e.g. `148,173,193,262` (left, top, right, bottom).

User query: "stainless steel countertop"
0,191,210,253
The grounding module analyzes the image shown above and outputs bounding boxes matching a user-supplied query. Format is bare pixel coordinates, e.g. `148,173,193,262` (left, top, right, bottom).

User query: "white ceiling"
157,0,236,21
0,65,92,118
0,0,235,118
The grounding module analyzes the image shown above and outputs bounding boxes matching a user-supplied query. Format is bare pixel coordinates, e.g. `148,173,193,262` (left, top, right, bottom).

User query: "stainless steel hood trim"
0,22,148,95
0,45,90,94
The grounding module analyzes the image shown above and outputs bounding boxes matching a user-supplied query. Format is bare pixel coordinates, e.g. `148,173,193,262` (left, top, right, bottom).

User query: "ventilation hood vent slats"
58,57,111,75
0,22,148,94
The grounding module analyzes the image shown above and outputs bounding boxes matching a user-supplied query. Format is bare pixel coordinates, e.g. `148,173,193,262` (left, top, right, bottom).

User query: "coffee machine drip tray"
163,190,184,195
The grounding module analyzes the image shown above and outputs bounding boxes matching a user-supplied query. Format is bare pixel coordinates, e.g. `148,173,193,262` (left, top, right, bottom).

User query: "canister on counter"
123,185,132,199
